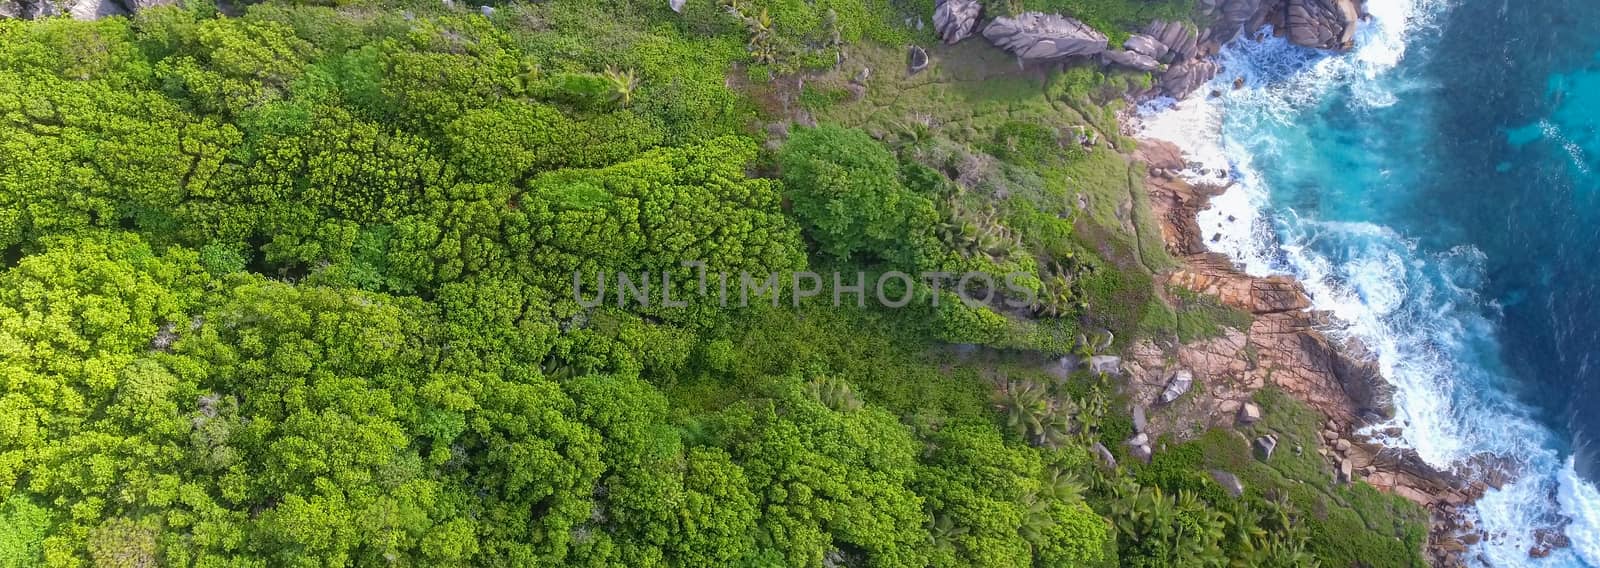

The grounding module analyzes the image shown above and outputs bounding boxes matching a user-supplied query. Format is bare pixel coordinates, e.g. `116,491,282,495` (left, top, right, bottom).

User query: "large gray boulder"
1159,369,1193,404
1286,0,1360,50
933,0,983,44
1101,49,1161,73
1123,33,1168,60
907,45,930,74
67,0,124,19
1087,355,1121,376
1157,59,1220,98
1209,470,1244,497
982,12,1108,62
0,0,171,19
1253,434,1278,461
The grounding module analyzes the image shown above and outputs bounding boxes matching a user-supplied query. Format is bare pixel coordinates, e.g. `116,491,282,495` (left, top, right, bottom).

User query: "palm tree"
993,378,1050,441
807,376,863,413
1037,399,1079,449
1017,491,1055,547
602,66,639,107
929,514,968,553
1039,467,1085,503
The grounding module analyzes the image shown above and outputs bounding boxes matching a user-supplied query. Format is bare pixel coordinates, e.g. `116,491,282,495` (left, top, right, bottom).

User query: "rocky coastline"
1133,139,1523,566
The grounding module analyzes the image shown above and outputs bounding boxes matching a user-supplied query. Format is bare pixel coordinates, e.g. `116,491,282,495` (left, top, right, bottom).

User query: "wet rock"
1209,470,1244,497
982,12,1108,62
1285,0,1360,51
1253,434,1277,461
933,0,983,44
1159,369,1193,404
1237,402,1262,425
1528,527,1571,559
907,45,930,75
1156,59,1220,99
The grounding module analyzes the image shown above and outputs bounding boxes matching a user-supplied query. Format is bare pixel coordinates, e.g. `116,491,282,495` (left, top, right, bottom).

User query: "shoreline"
1127,135,1504,565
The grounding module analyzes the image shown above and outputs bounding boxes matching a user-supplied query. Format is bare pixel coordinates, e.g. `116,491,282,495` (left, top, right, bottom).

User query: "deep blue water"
1145,0,1600,564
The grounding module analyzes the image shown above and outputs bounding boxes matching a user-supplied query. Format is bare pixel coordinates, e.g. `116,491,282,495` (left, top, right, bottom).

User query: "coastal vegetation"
0,0,1429,566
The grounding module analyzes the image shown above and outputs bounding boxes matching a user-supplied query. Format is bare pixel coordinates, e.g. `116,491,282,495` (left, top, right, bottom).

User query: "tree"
778,125,940,266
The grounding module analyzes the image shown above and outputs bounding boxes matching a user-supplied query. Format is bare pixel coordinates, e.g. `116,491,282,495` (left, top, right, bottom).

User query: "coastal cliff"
1134,139,1512,566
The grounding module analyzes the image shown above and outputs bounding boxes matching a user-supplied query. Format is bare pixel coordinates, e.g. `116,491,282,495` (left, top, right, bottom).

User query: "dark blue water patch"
1421,0,1600,479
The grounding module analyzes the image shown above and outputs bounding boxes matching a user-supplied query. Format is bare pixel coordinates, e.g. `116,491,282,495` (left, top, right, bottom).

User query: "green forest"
0,0,1430,566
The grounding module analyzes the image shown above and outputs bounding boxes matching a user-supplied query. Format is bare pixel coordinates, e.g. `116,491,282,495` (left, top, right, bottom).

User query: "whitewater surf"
1140,0,1600,564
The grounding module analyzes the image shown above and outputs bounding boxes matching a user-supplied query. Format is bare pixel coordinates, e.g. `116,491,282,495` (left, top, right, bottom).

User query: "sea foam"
1139,0,1600,565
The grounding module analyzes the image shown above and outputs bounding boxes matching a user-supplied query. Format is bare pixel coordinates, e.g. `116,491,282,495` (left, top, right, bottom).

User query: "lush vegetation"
0,0,1427,566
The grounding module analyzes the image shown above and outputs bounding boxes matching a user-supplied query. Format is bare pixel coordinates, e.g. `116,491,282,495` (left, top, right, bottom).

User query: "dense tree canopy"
0,1,1429,566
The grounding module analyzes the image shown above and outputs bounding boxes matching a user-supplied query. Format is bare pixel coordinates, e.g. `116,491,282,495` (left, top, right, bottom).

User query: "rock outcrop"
1132,138,1559,566
0,0,168,19
933,0,983,44
1101,49,1162,73
907,45,930,75
1209,470,1245,497
982,12,1107,62
1199,0,1362,51
1159,369,1194,404
1284,0,1361,51
1158,60,1221,99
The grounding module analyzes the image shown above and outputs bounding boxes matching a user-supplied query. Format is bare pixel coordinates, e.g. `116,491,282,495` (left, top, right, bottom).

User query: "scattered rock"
1129,442,1152,464
478,4,494,16
1209,470,1244,497
932,0,983,44
1528,527,1571,559
1091,442,1118,469
1127,433,1148,447
1159,369,1193,404
668,0,684,13
1131,405,1148,433
1337,458,1354,484
1335,438,1351,452
982,12,1108,62
149,322,179,352
907,45,930,75
1253,434,1277,461
851,67,871,86
1088,355,1121,376
1237,402,1262,425
1322,430,1338,442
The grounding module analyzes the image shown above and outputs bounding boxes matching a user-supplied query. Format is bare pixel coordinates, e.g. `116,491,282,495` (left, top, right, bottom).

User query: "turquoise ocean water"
1142,0,1600,564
